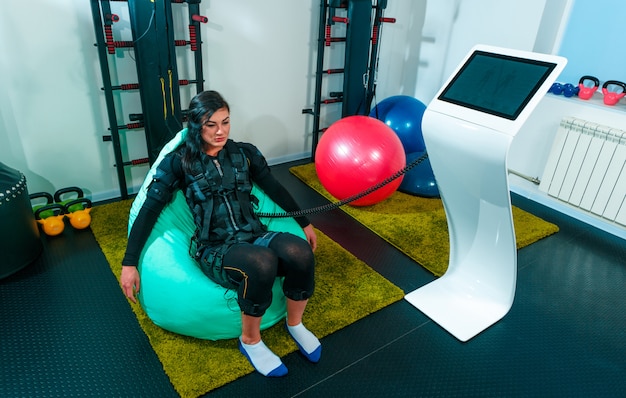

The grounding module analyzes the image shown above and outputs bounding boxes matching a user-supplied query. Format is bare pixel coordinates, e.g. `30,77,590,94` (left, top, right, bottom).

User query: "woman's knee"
225,245,278,282
272,233,315,266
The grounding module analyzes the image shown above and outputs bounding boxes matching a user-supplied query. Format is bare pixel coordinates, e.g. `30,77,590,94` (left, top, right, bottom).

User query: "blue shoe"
238,338,288,377
286,323,322,363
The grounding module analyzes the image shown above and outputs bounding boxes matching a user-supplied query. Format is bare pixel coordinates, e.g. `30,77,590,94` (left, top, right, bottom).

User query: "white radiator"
539,116,626,227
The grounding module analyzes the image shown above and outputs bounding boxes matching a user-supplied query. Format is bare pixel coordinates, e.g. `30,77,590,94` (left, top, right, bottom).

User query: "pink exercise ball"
315,115,406,206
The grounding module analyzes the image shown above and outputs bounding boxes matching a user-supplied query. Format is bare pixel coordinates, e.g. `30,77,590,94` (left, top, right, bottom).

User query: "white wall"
0,0,422,201
1,1,321,201
0,2,119,200
415,0,549,104
0,0,572,203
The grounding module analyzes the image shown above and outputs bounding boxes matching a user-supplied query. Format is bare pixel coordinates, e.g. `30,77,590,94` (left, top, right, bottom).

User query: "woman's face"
201,107,230,156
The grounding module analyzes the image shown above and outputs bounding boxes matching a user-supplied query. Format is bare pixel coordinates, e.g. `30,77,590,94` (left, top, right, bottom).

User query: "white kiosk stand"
404,45,566,342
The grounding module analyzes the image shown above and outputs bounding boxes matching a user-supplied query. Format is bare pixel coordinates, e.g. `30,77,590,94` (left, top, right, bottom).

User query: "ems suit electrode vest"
148,140,269,287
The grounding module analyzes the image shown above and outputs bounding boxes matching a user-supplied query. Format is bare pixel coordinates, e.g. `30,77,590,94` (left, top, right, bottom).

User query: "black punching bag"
0,162,42,279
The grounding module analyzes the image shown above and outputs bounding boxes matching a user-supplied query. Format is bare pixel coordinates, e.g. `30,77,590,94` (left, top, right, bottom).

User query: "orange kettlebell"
64,198,93,229
34,203,66,236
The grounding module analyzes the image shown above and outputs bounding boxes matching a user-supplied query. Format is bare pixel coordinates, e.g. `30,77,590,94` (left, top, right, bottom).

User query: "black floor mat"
2,160,625,398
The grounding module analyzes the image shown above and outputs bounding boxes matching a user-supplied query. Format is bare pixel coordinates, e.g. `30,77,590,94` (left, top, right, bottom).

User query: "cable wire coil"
255,152,429,218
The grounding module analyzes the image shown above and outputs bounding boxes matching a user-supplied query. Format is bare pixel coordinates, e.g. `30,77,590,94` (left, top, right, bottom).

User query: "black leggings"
222,232,315,317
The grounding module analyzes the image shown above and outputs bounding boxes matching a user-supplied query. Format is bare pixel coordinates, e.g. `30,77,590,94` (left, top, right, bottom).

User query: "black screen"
438,51,557,120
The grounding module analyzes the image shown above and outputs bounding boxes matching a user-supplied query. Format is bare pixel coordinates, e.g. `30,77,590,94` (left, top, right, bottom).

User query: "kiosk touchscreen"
404,45,566,342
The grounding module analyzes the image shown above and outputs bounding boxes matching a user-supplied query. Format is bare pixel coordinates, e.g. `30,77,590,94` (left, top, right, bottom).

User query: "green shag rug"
290,163,560,277
90,199,404,398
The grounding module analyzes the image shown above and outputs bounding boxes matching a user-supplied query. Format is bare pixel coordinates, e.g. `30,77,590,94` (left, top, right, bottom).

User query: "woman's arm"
254,168,311,228
120,154,183,302
242,142,316,248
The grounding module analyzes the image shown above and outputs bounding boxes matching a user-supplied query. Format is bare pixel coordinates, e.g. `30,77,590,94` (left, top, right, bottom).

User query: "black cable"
256,151,429,218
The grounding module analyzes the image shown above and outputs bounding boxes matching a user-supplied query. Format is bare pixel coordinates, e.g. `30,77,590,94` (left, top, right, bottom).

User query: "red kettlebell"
602,80,626,106
64,198,93,230
578,75,599,100
34,203,66,236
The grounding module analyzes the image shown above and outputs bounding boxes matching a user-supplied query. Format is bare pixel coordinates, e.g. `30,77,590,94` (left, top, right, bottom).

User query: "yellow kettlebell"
64,198,93,230
34,203,66,236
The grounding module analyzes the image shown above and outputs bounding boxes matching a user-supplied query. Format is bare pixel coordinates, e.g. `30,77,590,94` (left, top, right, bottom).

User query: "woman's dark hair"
179,90,230,172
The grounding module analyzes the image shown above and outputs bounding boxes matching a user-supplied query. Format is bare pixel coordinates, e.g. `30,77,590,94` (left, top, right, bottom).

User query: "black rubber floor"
2,160,625,398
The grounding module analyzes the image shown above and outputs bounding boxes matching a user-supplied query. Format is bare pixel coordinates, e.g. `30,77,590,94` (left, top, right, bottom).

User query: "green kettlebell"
54,187,85,212
30,192,55,219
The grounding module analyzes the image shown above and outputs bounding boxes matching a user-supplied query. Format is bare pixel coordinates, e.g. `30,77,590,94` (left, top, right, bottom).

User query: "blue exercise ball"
399,151,439,198
370,95,427,154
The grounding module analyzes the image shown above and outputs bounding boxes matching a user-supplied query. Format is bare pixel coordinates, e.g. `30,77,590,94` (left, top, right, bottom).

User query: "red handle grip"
192,15,208,23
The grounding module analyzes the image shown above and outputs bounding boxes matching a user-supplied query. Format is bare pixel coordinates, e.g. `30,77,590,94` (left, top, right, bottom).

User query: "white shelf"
548,89,626,115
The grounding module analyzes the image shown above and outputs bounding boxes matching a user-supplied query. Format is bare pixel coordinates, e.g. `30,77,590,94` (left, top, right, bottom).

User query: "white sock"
287,322,321,362
238,338,288,377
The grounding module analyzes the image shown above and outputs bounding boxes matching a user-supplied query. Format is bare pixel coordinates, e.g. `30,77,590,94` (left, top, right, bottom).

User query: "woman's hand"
120,265,141,303
302,224,318,252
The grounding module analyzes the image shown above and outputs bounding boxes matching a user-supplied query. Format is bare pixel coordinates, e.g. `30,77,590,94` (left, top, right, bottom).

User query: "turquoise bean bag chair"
128,129,305,340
